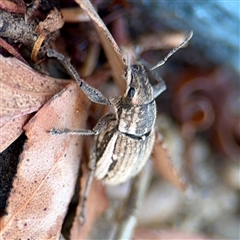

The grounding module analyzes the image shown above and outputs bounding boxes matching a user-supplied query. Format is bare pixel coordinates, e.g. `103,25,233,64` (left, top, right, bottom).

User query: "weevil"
47,31,193,221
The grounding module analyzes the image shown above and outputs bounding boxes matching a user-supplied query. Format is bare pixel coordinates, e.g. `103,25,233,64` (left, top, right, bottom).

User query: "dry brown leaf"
0,82,90,239
152,133,187,191
0,55,69,152
75,0,126,93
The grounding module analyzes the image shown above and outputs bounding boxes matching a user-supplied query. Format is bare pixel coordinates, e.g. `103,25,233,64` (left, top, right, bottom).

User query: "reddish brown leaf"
0,55,69,152
0,82,90,239
152,133,187,191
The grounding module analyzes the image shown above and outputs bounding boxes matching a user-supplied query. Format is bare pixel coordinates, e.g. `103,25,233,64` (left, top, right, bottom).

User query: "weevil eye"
128,87,135,98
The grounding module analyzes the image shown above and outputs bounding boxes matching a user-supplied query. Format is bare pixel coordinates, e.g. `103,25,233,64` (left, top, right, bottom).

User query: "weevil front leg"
47,49,111,106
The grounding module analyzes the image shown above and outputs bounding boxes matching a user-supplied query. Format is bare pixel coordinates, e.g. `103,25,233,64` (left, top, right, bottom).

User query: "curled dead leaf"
0,83,90,239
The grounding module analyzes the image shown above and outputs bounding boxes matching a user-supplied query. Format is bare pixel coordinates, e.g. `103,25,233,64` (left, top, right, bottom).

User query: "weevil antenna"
150,31,193,71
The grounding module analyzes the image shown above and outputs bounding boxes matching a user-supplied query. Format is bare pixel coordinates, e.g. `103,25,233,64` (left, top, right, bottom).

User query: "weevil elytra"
47,31,192,221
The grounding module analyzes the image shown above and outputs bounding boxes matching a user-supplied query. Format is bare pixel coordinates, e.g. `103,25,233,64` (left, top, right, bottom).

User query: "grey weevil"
47,31,193,221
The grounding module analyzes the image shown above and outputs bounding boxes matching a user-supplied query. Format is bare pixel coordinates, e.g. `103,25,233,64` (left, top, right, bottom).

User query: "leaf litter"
1,0,238,239
0,83,90,239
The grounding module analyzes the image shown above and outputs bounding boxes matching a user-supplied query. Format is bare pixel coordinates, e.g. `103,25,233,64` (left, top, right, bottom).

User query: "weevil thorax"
114,64,157,137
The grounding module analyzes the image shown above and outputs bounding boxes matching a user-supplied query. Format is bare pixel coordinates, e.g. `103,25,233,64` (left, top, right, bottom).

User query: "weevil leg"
113,161,152,239
147,69,166,98
79,141,97,224
47,49,111,105
49,128,96,136
49,113,116,136
151,74,166,98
